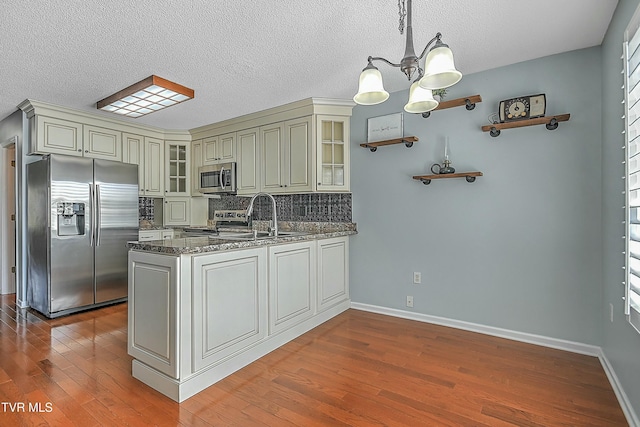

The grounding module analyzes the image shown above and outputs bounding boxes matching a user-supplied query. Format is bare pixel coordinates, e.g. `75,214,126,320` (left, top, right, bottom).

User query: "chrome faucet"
246,192,278,237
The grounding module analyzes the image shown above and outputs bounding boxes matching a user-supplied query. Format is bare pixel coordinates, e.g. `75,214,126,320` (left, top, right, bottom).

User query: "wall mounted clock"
499,94,546,122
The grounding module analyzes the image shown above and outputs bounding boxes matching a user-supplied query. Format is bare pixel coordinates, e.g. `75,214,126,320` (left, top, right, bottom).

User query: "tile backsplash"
208,193,352,223
139,197,154,221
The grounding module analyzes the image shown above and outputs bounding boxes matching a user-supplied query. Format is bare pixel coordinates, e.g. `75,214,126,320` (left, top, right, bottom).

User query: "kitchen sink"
214,230,309,240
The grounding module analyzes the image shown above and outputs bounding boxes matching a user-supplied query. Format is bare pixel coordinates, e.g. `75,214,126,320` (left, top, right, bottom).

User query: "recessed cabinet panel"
203,136,218,165
192,248,267,371
268,241,316,334
261,123,284,192
317,237,349,311
83,125,122,161
144,137,164,196
237,128,260,195
122,133,144,192
34,116,83,155
164,197,190,226
286,117,312,191
128,252,178,378
219,133,236,161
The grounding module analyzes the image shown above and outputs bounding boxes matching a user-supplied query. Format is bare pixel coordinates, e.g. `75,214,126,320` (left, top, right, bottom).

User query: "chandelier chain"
398,0,406,35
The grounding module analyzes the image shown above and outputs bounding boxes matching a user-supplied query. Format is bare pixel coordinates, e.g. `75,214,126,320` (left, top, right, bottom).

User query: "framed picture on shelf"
367,113,403,142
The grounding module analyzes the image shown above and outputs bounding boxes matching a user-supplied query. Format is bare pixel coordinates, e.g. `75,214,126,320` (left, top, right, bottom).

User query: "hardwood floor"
0,294,628,426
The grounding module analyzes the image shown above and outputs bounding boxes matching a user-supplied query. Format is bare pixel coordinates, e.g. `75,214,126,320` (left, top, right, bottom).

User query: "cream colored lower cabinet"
128,251,179,378
317,236,349,312
192,248,267,371
128,236,350,402
268,241,316,333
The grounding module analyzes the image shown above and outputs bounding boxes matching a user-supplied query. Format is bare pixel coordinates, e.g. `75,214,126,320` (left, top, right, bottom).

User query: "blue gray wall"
350,46,603,345
351,1,640,417
602,0,640,416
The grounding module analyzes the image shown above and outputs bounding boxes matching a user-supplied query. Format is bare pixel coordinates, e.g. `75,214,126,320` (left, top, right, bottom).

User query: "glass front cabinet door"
316,115,350,192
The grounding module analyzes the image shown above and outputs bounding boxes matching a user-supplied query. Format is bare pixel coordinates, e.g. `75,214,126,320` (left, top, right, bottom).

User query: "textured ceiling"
1,0,618,131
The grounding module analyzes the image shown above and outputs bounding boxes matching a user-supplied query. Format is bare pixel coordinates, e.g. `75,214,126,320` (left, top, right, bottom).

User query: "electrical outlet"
413,272,421,284
406,295,414,308
610,303,614,323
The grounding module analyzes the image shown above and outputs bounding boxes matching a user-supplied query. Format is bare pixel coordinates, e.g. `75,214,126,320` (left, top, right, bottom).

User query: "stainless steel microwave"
198,162,237,194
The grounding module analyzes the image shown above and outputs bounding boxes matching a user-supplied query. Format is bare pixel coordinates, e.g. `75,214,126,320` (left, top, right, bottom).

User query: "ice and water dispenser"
56,202,85,236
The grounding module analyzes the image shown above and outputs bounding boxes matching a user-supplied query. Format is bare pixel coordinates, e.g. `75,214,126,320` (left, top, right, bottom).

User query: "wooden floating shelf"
421,95,482,118
412,171,483,185
481,114,570,137
359,136,418,152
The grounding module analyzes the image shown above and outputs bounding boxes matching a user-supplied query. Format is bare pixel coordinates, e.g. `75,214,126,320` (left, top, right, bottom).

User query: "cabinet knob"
85,150,88,153
77,149,82,152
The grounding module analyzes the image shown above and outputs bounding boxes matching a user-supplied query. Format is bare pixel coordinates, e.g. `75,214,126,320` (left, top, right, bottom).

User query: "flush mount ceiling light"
353,0,462,114
97,75,194,118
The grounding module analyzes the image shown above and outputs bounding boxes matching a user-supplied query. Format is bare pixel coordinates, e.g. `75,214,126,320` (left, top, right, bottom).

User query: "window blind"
625,16,640,333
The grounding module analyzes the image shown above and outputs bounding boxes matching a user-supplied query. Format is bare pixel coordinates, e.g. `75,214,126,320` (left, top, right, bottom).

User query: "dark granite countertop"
128,222,357,255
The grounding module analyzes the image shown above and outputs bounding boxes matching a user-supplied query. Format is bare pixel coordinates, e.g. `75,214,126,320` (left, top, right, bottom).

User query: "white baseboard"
598,348,640,427
350,302,639,427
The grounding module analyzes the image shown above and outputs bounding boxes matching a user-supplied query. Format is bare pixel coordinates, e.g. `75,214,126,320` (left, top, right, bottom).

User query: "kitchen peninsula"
127,223,355,402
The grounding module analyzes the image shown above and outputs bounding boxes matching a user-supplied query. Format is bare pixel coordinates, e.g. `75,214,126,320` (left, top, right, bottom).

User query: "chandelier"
353,0,462,114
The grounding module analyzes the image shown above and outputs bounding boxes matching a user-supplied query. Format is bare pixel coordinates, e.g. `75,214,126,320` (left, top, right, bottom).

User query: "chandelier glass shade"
353,0,462,114
404,81,438,114
353,63,390,105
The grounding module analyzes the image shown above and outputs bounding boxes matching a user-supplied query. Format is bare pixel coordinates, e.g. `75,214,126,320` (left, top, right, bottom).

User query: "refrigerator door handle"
89,183,95,247
95,184,101,246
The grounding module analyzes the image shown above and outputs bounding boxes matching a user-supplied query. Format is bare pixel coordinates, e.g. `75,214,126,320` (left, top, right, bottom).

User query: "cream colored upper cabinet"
31,116,122,161
236,127,260,195
260,122,285,193
83,125,122,161
260,118,312,194
191,139,203,196
285,117,312,193
122,133,145,195
203,132,236,165
315,115,350,192
33,116,83,156
164,141,190,197
202,136,219,165
143,137,164,197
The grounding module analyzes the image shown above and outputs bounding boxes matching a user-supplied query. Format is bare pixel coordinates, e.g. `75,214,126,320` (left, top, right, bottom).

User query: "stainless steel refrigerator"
26,154,138,318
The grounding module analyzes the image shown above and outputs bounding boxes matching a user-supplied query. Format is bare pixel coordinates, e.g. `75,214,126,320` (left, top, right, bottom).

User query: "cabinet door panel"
219,132,236,161
123,133,144,193
192,248,267,371
261,123,284,192
83,125,121,161
128,252,178,378
269,241,316,333
286,117,312,192
203,136,219,165
237,128,260,194
35,116,83,155
164,197,190,226
144,137,164,196
318,237,349,311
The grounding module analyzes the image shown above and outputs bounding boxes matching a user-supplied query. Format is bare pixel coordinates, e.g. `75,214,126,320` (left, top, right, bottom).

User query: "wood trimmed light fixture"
97,75,194,118
353,0,462,115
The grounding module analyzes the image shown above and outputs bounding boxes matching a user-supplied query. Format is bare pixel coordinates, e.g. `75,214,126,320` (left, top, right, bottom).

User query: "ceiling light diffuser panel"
97,75,194,118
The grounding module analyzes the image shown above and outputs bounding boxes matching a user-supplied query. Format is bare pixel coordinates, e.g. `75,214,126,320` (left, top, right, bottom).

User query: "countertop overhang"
128,222,357,255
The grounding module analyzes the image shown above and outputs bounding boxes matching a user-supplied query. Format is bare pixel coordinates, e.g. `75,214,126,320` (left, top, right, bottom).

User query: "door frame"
0,136,17,295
